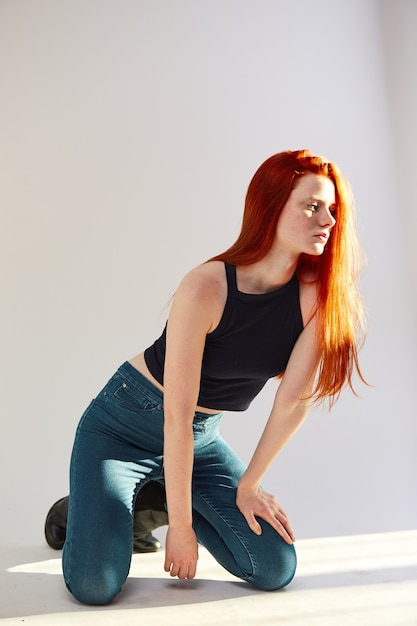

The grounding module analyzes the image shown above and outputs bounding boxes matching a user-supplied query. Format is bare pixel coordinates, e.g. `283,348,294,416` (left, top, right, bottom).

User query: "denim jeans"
62,361,296,604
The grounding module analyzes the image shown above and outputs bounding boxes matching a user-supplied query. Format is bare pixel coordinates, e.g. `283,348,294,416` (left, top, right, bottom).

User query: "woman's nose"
321,208,336,228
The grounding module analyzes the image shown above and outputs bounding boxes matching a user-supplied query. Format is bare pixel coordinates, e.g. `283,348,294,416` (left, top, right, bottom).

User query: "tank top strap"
224,263,238,295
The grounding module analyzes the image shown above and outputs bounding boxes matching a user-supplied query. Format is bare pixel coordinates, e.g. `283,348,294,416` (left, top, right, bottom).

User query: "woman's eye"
307,203,319,212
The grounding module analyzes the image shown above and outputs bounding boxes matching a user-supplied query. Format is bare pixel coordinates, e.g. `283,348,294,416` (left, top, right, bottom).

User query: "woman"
56,149,366,604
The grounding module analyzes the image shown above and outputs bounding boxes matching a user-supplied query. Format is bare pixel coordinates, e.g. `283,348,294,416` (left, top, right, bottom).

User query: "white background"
1,0,416,548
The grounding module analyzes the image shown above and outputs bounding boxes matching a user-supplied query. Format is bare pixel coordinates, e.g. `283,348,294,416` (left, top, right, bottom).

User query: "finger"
165,561,197,579
274,508,288,524
177,565,191,580
269,516,295,544
243,511,263,535
169,563,185,578
283,519,296,542
168,563,178,577
186,561,197,579
276,511,295,541
270,506,295,541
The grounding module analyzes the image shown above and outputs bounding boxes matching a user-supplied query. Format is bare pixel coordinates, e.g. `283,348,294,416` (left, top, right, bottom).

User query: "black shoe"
44,496,69,550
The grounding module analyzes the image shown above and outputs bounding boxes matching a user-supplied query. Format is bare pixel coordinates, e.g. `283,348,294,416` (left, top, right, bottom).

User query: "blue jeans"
62,361,296,604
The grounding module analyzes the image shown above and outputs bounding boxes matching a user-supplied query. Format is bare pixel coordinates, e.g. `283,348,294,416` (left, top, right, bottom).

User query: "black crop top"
144,263,304,411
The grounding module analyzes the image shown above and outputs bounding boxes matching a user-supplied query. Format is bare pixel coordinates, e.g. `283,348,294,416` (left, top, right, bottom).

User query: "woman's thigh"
192,434,297,591
63,366,165,605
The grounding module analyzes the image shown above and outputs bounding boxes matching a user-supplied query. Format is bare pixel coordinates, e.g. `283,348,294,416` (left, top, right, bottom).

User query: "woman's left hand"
236,483,295,544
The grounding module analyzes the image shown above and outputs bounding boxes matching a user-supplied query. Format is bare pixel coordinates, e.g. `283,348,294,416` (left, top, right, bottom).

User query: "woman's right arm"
162,263,224,580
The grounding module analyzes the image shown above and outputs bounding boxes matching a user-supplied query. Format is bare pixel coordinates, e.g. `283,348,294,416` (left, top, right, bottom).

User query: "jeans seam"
194,487,259,582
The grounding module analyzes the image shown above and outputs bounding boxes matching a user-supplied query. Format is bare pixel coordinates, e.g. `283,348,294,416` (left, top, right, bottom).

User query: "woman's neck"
235,253,298,294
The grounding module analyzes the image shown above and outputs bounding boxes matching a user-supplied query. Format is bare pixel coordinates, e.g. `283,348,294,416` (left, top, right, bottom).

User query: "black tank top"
144,263,304,411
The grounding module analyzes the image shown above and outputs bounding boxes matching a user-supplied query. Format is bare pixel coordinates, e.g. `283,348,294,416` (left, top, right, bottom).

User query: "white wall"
1,0,416,547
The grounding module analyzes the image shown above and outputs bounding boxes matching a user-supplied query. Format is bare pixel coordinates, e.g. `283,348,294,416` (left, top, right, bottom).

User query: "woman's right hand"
164,525,199,580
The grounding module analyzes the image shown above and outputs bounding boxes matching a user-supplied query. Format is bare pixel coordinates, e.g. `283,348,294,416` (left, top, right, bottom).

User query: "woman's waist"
128,353,223,416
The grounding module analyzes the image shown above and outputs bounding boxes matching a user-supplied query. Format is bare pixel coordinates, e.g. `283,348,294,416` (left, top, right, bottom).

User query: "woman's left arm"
237,314,320,543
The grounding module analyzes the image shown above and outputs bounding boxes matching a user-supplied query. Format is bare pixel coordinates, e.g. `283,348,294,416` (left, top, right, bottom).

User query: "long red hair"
210,149,367,406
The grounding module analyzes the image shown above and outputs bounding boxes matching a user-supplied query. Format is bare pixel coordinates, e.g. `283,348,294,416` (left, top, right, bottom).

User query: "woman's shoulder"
171,261,228,333
181,261,226,289
176,261,227,304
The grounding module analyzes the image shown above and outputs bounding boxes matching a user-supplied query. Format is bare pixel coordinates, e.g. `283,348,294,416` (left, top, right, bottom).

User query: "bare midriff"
128,352,222,415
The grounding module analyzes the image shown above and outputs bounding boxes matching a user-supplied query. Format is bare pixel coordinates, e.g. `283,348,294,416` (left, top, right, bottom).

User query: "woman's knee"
62,542,129,605
251,550,297,590
246,525,297,591
64,568,124,605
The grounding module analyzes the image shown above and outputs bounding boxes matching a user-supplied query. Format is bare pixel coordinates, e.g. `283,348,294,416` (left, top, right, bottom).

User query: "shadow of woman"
1,545,267,619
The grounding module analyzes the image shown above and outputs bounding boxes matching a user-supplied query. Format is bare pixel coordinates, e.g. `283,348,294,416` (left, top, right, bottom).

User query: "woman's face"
275,173,336,258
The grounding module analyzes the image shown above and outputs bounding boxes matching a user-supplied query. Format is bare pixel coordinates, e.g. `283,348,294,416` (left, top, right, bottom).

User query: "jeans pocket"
110,380,162,413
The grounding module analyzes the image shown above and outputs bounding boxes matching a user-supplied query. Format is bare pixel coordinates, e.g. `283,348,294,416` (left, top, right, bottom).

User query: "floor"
1,530,416,625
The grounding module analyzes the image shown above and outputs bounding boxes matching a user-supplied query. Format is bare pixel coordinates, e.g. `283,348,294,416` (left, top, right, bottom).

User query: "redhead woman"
45,149,367,604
